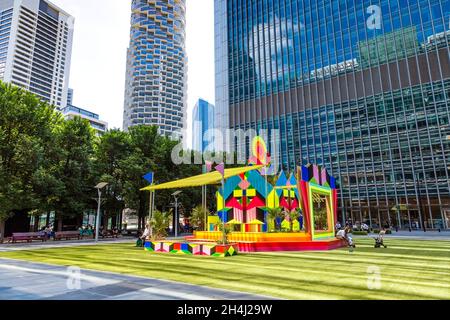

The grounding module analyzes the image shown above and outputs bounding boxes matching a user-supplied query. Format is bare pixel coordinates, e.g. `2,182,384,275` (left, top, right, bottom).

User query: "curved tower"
123,0,187,137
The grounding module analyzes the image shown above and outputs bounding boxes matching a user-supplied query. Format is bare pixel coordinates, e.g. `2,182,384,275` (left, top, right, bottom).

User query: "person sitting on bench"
336,226,355,248
140,224,152,246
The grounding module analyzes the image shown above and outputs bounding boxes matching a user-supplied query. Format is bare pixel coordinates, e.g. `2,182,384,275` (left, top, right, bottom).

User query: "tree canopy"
0,81,208,235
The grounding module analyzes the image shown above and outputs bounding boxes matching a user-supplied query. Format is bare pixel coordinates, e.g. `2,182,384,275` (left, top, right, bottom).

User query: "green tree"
0,82,61,239
51,117,95,231
94,129,131,228
121,126,203,230
121,126,160,230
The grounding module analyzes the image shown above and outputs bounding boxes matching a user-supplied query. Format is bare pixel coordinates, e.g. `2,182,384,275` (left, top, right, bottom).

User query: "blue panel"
222,176,241,199
247,170,273,198
330,177,336,190
301,166,310,182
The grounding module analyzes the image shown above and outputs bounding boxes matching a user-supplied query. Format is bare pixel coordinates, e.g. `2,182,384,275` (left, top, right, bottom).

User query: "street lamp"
172,191,182,238
94,182,108,242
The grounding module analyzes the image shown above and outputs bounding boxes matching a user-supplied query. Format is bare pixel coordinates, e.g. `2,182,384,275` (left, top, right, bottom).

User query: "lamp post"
94,182,108,242
172,191,182,237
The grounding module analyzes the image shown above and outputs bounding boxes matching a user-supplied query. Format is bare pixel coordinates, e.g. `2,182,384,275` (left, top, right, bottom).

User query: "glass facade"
123,0,187,137
216,0,450,229
192,99,215,153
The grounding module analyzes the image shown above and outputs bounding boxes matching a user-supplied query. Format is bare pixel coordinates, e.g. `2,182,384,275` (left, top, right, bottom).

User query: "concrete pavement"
0,258,273,300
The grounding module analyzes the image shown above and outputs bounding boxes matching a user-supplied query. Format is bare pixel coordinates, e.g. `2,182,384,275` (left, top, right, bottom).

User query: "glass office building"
192,98,215,153
123,0,187,137
215,0,450,229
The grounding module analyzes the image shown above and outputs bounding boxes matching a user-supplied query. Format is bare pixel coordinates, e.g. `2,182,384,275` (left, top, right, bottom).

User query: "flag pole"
215,163,226,244
221,177,226,244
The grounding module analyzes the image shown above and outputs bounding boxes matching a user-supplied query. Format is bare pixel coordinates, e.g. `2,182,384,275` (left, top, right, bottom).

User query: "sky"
51,0,215,146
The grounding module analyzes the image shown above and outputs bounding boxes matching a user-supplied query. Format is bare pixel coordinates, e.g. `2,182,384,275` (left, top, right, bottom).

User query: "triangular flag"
143,172,154,184
205,161,213,173
215,163,225,177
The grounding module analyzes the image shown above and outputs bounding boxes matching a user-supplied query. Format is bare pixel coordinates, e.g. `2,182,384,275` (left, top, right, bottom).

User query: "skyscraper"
123,0,187,137
192,98,215,153
215,0,450,230
0,0,74,110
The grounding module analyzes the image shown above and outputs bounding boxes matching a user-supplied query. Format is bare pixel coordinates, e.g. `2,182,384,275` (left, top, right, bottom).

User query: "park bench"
12,232,46,243
101,230,120,239
54,231,82,241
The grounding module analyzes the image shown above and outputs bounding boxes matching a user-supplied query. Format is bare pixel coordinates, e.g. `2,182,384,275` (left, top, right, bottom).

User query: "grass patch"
1,238,449,300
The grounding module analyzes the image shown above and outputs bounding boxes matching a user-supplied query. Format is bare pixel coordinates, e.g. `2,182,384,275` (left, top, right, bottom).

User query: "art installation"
141,136,344,256
144,241,238,257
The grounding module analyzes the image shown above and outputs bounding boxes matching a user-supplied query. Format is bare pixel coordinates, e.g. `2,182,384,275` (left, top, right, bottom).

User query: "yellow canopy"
141,165,264,191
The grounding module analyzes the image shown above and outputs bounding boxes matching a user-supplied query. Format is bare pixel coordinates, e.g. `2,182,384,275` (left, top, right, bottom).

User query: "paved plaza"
0,258,272,300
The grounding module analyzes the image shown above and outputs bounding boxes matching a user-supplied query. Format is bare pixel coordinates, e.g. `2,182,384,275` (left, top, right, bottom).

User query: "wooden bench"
54,231,82,241
101,230,120,239
12,232,47,243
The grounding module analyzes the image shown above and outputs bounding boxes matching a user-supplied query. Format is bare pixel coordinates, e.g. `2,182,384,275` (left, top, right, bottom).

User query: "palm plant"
191,205,209,231
267,207,283,232
150,210,170,241
216,222,232,245
289,210,300,232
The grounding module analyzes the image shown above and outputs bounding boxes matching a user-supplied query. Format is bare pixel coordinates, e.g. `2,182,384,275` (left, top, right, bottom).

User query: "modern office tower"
192,98,215,153
123,0,187,137
215,0,450,230
0,0,73,110
63,88,108,136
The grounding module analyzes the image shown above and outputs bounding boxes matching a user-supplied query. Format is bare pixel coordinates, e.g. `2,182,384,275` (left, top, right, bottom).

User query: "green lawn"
1,238,449,300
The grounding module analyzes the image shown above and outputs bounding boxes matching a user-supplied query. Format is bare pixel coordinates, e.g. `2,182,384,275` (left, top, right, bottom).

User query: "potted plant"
289,210,300,232
150,210,170,241
191,205,210,231
267,207,283,232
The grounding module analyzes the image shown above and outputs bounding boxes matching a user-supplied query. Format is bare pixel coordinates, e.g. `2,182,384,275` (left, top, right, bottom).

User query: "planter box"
144,241,238,257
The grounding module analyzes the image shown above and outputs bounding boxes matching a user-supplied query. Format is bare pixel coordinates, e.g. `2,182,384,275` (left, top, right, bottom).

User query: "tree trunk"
56,213,63,232
0,219,5,242
76,215,83,229
33,215,40,232
102,215,107,230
